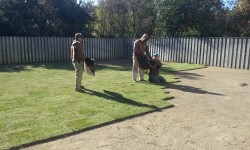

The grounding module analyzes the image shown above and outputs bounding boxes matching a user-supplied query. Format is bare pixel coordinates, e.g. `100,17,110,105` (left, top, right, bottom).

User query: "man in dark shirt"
148,53,166,84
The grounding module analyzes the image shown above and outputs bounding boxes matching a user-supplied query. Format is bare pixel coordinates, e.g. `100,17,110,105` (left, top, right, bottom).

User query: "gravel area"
23,67,250,150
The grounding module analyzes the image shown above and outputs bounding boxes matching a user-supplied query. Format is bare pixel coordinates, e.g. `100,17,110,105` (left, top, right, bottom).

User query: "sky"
77,0,98,5
222,0,236,8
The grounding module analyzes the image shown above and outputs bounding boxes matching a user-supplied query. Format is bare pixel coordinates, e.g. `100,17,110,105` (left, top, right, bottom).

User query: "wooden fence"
0,36,249,70
0,37,130,64
147,37,250,70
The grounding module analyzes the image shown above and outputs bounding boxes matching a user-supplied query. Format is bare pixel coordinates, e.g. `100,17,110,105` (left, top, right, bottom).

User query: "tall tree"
95,0,129,37
0,0,91,37
127,0,156,37
95,0,155,37
154,0,226,37
226,0,250,36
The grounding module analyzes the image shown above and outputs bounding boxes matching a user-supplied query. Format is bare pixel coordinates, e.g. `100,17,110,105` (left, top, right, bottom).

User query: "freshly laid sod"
0,60,204,149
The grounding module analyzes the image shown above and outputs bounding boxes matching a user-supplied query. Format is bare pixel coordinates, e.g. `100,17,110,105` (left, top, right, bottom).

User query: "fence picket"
201,38,206,65
236,39,241,69
15,37,21,63
8,37,14,64
0,37,3,64
187,38,191,63
195,38,199,64
213,38,218,66
245,39,250,70
232,38,236,68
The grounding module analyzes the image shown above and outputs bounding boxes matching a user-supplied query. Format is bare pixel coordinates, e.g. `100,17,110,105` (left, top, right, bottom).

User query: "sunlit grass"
0,60,204,149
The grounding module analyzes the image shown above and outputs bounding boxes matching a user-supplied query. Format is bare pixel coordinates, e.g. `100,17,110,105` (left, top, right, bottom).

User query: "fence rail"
0,36,249,70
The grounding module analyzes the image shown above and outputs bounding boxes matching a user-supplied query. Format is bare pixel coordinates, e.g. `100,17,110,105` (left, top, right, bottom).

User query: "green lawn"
0,60,204,149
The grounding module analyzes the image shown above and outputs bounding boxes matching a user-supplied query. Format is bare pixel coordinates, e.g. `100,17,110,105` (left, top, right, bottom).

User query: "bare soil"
23,67,250,150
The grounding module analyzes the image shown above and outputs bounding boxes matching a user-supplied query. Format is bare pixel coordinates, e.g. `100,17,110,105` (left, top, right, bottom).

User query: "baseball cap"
153,53,159,57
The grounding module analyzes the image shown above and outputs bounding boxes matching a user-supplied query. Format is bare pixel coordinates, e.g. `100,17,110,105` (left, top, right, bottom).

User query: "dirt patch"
23,67,250,150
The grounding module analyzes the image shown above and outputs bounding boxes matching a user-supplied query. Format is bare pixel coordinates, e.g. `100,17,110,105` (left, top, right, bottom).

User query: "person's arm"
71,45,74,61
156,61,162,69
145,45,152,59
75,43,84,61
133,41,140,57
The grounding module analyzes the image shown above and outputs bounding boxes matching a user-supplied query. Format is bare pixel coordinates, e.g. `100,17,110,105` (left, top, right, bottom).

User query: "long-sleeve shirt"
149,60,162,76
71,40,84,62
133,39,150,57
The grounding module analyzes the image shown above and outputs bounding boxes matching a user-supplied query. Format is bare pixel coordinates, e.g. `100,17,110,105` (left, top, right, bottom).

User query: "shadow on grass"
134,81,175,101
165,83,224,96
0,59,132,72
96,64,131,72
0,59,205,76
84,89,160,110
9,90,174,150
0,62,75,72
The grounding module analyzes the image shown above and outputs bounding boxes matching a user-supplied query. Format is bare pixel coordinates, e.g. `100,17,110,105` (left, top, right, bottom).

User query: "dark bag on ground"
84,57,95,76
137,55,158,69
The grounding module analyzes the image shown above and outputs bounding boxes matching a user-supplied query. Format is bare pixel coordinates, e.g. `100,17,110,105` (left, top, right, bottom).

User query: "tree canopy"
0,0,249,37
0,0,91,37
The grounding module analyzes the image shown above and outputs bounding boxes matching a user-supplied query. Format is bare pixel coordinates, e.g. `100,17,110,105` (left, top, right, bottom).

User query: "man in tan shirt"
132,34,152,82
71,33,85,92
